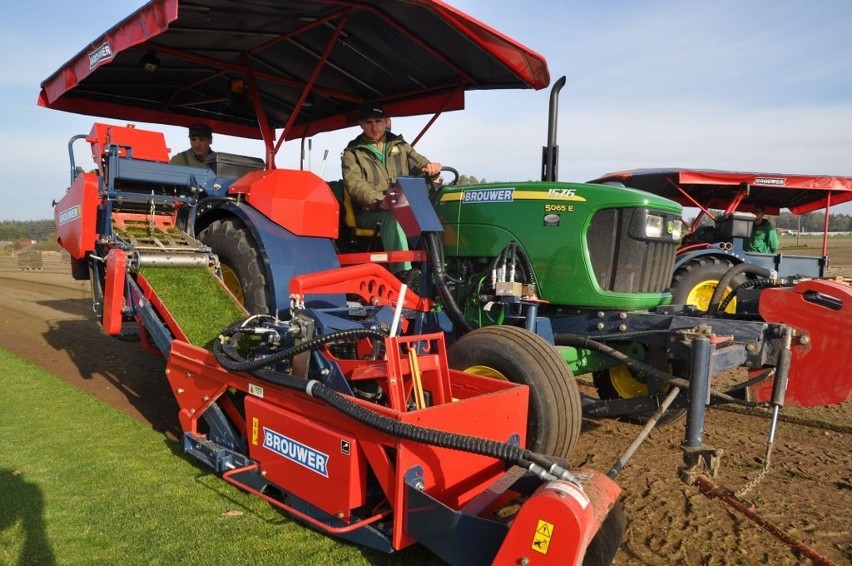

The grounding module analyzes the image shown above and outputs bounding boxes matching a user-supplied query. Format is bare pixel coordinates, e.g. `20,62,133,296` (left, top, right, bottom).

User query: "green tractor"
421,80,686,438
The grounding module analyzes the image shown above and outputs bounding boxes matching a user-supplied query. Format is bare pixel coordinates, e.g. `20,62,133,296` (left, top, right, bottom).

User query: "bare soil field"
1,241,850,565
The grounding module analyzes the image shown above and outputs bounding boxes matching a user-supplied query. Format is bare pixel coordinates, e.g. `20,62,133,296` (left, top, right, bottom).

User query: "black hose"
708,263,773,316
212,317,564,472
716,276,804,313
513,242,535,288
715,277,764,313
424,232,474,333
306,379,543,468
553,333,761,407
214,323,386,374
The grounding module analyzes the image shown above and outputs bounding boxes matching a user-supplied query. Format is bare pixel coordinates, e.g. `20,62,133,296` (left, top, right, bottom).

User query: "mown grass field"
0,350,435,566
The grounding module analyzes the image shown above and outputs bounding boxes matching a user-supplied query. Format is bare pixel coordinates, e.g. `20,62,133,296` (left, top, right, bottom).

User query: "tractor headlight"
673,219,684,240
645,214,664,238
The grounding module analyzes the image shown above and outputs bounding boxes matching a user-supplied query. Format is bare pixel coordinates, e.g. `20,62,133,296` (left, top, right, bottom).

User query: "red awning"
590,168,852,215
38,0,549,147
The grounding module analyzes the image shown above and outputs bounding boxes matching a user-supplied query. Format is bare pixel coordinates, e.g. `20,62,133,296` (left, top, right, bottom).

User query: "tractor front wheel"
593,364,685,426
447,325,581,460
199,218,271,314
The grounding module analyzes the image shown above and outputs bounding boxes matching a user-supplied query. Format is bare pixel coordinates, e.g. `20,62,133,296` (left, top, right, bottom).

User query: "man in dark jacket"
170,123,215,167
341,104,441,273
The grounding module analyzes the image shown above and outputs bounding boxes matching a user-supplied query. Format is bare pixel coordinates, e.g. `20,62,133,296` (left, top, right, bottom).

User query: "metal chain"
735,463,770,498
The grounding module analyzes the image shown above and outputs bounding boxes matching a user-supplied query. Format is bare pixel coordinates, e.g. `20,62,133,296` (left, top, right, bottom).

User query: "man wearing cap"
341,104,442,273
170,123,215,167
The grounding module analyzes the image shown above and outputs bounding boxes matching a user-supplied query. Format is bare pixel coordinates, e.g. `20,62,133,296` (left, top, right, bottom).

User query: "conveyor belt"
113,220,248,348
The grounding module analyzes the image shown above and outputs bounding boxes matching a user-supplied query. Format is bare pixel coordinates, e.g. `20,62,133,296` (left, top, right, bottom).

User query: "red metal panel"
229,169,339,238
494,470,621,565
391,372,529,550
164,339,530,552
87,122,171,164
756,280,852,407
102,249,127,336
290,262,432,313
54,172,98,259
245,396,368,521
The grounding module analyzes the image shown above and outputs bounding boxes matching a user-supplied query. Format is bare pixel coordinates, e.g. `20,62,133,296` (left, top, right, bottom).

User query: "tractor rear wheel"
447,325,581,460
670,256,747,313
199,218,271,314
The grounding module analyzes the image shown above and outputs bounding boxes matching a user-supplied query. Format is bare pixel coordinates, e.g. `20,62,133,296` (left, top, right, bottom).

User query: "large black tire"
670,256,747,313
447,326,581,460
198,218,271,314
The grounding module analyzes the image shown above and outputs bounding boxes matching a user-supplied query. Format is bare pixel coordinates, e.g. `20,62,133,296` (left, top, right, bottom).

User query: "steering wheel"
438,166,459,186
426,166,459,202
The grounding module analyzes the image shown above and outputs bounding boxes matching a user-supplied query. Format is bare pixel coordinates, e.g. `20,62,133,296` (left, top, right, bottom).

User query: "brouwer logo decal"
463,188,515,203
754,177,786,186
88,42,113,70
263,427,329,477
57,205,81,225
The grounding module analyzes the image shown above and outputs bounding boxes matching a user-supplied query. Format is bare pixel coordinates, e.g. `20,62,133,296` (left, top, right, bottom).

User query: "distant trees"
457,175,486,185
0,220,56,243
684,210,852,233
776,211,852,233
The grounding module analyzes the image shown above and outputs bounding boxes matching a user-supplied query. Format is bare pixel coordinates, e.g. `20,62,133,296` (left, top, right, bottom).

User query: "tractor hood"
38,0,549,147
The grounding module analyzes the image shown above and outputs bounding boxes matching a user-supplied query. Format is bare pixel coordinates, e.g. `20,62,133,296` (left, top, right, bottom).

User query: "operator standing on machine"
341,104,441,274
747,205,780,254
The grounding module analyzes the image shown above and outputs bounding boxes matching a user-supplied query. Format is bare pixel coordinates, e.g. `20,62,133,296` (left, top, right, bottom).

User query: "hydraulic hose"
305,379,553,472
707,263,774,316
424,231,474,333
214,323,386,374
213,317,572,479
553,333,761,407
716,276,803,313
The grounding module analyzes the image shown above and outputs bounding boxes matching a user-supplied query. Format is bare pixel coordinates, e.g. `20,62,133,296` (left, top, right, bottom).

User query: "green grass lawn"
0,350,434,565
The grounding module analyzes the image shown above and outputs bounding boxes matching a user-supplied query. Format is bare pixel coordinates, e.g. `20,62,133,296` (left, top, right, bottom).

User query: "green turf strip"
0,350,434,565
139,267,248,349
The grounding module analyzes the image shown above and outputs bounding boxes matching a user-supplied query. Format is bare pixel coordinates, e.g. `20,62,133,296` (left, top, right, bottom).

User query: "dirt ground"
1,244,850,565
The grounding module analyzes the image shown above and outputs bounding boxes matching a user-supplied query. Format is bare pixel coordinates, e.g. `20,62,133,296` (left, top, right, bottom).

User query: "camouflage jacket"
341,133,430,210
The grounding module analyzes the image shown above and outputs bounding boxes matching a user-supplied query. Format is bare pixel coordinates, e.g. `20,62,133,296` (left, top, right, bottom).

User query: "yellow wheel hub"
607,363,675,399
686,279,737,313
220,264,245,305
609,364,648,398
461,365,509,381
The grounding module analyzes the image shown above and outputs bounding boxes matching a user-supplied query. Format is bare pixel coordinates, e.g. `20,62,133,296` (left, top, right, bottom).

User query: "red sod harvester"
43,0,851,563
44,1,624,563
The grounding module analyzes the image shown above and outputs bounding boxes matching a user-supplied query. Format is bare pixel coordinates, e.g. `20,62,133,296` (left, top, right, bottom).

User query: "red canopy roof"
590,168,852,215
38,0,549,150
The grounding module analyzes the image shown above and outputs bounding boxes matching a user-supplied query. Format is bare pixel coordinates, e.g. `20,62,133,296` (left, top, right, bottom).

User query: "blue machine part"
214,201,347,316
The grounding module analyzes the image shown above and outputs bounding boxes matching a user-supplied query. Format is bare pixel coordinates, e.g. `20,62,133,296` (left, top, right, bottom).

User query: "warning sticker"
531,519,554,555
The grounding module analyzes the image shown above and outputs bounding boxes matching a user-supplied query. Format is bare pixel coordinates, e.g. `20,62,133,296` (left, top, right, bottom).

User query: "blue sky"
2,0,852,220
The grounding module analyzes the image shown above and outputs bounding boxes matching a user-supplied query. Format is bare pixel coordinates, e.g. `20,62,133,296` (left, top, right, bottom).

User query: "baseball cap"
359,104,386,121
188,123,212,138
